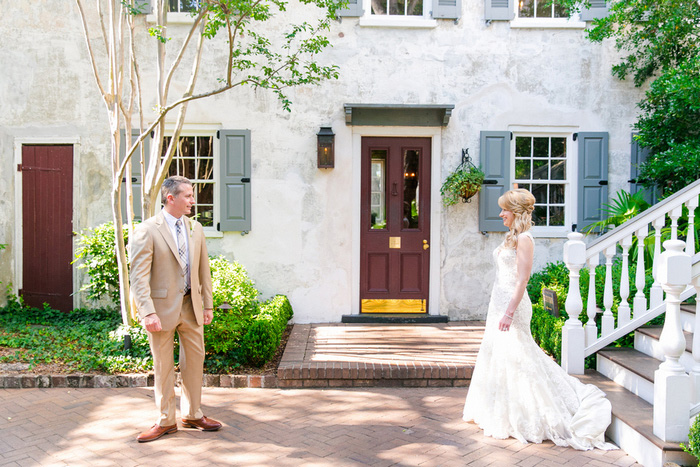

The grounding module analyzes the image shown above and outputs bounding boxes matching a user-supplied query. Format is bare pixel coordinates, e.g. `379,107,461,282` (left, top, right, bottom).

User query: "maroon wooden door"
360,137,431,313
21,145,74,312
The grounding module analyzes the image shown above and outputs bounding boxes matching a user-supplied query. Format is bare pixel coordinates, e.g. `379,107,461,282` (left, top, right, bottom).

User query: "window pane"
389,0,402,15
179,137,195,158
533,205,546,226
533,160,549,180
532,184,547,204
199,136,212,158
536,0,551,17
371,151,387,230
403,149,420,229
552,137,566,158
409,0,423,15
371,0,387,14
533,137,549,157
519,0,535,17
551,160,566,180
196,182,213,205
197,157,213,180
197,205,214,227
549,206,565,226
515,160,531,179
180,158,196,179
549,184,565,204
516,137,531,158
554,2,569,17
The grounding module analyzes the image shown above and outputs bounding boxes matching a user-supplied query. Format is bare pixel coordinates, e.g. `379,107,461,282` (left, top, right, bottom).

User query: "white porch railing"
561,178,700,442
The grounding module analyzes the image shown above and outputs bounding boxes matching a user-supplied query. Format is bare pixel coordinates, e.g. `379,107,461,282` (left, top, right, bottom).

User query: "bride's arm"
498,233,535,331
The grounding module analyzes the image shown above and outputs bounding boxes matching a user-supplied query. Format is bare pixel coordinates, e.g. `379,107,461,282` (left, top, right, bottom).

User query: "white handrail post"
650,216,665,309
687,197,698,256
618,236,633,327
585,256,600,347
691,275,700,405
653,239,691,442
633,225,649,316
670,206,683,241
602,245,616,337
562,232,586,375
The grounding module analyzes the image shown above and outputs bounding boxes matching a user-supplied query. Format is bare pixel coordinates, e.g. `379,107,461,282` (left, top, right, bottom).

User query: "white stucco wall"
0,1,645,321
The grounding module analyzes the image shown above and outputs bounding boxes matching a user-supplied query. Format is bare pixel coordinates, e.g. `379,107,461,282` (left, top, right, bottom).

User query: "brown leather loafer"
136,424,177,442
181,416,222,431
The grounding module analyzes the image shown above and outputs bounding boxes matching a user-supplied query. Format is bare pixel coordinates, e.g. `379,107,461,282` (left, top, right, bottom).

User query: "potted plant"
441,152,485,206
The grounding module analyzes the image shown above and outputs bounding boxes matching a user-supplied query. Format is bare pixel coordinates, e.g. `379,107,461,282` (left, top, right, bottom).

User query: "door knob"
423,240,429,250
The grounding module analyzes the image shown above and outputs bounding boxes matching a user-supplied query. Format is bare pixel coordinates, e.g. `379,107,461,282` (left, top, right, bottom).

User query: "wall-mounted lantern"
317,127,335,169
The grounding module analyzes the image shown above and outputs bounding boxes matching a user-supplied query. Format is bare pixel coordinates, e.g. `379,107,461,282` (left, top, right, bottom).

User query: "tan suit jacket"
130,212,213,331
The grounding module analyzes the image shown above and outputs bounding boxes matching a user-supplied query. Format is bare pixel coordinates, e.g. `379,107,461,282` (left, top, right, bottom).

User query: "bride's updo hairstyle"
498,188,535,249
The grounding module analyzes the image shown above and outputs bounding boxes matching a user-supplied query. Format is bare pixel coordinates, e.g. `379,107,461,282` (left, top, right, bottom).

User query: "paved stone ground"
0,386,642,466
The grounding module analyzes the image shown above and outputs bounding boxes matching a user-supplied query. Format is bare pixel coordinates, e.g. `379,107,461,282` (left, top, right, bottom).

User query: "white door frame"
351,126,443,316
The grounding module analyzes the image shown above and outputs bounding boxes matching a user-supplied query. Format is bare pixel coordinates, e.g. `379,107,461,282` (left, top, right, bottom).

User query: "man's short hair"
161,176,193,205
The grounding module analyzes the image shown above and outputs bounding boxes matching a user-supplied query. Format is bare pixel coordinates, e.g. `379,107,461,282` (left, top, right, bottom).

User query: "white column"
601,245,616,337
633,225,649,316
618,236,633,327
653,239,692,442
692,276,700,405
585,255,600,347
650,216,665,309
687,197,699,257
562,232,586,375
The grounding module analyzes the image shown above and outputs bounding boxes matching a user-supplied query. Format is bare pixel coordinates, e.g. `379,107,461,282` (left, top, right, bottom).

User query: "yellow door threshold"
361,299,426,314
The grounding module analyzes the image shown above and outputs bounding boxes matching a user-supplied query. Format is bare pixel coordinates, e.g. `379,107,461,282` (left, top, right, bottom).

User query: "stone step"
276,322,480,388
635,325,695,373
577,370,695,467
597,347,656,404
341,313,449,324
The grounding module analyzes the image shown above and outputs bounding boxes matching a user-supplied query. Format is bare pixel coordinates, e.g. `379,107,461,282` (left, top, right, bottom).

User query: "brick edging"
0,373,278,389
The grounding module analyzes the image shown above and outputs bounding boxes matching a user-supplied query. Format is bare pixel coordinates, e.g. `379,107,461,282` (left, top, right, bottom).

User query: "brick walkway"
0,386,641,466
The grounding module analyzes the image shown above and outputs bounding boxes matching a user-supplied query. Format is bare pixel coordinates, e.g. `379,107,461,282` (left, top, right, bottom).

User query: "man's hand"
203,308,214,326
143,313,162,333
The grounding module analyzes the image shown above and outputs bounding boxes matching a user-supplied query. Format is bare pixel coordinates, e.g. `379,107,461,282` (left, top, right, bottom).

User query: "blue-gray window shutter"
630,134,659,206
579,0,608,21
479,131,511,232
120,129,150,223
433,0,461,19
484,0,514,20
577,132,609,232
337,0,364,17
219,130,252,232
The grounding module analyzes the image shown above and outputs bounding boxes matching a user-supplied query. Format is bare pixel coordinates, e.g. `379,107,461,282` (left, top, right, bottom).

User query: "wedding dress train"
463,232,617,450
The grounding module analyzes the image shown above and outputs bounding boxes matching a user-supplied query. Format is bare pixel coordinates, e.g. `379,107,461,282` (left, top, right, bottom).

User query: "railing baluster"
670,206,683,241
634,225,649,316
692,276,700,405
687,197,698,256
618,235,633,327
650,216,665,309
602,245,616,337
585,255,600,347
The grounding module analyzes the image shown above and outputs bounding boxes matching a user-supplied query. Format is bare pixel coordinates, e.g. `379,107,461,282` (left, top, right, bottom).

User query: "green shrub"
74,222,131,307
239,295,293,367
531,303,565,363
683,414,700,460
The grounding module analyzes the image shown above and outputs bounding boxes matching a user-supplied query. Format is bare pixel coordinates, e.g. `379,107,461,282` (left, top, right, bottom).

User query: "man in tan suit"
130,175,222,442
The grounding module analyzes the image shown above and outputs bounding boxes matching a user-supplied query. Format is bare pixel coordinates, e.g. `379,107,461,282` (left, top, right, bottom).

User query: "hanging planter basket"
441,149,486,207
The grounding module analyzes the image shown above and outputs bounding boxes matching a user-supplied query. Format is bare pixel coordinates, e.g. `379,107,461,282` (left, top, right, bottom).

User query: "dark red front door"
21,145,74,312
360,137,431,313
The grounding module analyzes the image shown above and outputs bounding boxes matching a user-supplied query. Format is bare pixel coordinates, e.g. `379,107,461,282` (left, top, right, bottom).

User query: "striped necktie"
175,219,190,293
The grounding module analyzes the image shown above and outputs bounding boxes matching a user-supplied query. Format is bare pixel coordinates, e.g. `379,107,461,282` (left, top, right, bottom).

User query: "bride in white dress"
463,189,617,451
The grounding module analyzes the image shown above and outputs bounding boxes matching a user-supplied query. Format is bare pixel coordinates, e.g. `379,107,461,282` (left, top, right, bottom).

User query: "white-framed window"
164,134,216,229
513,134,569,229
510,0,585,28
169,0,199,12
358,0,438,27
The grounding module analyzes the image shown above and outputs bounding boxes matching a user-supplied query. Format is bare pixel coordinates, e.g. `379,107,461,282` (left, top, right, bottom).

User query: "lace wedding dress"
463,232,617,450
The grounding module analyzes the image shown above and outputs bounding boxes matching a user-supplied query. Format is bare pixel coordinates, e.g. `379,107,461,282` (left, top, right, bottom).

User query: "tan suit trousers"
147,295,204,426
